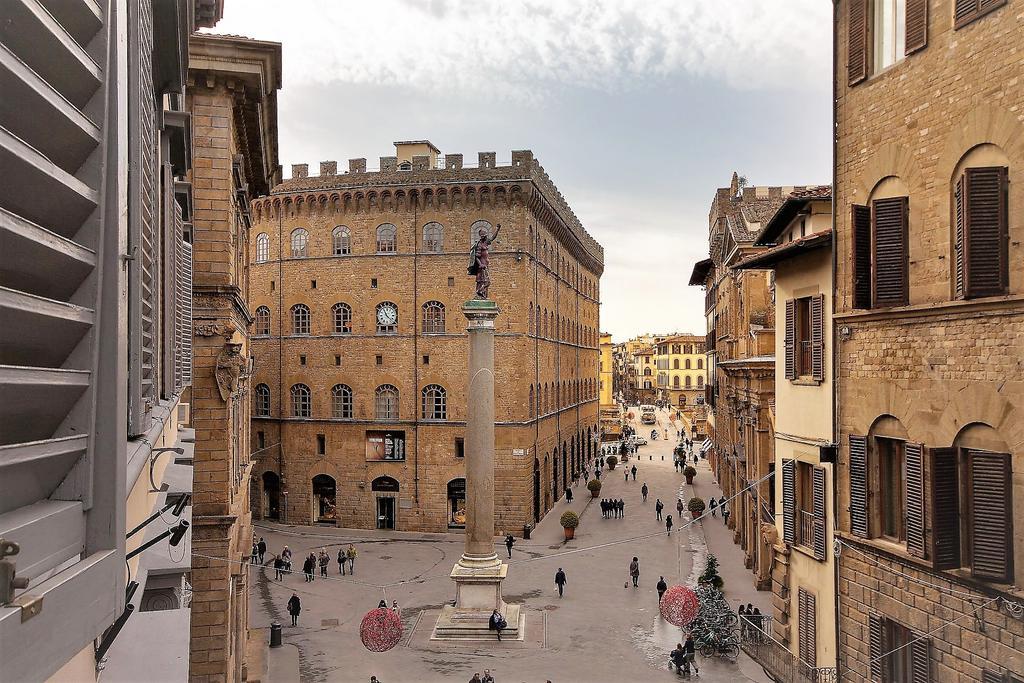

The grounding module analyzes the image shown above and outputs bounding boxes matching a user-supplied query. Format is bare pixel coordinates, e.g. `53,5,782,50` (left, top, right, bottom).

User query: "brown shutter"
905,0,928,54
810,294,824,381
852,205,872,308
905,442,926,558
955,0,980,26
954,175,966,298
969,450,1013,582
930,447,962,570
910,635,931,683
849,434,870,537
782,458,796,545
798,588,817,668
812,466,827,560
868,614,884,681
981,672,1005,683
872,197,909,307
784,299,797,380
964,167,1009,298
848,0,869,85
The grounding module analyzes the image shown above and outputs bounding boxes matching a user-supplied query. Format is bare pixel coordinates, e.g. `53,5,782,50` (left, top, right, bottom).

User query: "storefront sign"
365,430,406,461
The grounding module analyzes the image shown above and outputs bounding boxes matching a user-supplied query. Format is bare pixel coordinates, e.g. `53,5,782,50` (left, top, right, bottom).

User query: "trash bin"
270,621,282,648
523,524,531,540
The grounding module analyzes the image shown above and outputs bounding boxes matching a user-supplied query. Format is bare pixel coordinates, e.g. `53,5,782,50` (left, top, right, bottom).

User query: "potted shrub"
587,479,602,498
683,465,697,484
688,496,706,519
560,510,579,540
606,455,618,470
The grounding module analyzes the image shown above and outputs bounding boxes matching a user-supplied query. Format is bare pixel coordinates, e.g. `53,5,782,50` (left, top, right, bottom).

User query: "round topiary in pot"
587,479,602,497
687,496,706,518
560,510,579,540
683,465,697,484
606,455,618,470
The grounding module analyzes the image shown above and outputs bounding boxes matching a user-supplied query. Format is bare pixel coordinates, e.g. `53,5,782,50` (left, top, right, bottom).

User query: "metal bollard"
270,621,282,648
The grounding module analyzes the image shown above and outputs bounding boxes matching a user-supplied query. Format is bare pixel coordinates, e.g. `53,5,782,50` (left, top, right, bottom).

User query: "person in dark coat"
273,555,285,581
488,609,507,641
251,543,259,564
565,487,573,503
630,464,638,481
594,467,601,481
682,633,699,675
505,533,515,558
709,496,718,516
338,548,347,575
641,483,649,502
287,593,301,626
676,498,684,516
720,496,730,525
619,498,626,518
302,554,315,582
257,537,267,563
318,549,329,577
666,514,674,536
554,567,567,597
657,576,668,604
629,557,640,588
655,498,664,521
670,643,687,673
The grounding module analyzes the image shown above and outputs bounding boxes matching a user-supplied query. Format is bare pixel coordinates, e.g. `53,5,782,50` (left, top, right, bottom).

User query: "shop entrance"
311,474,337,524
372,476,399,530
261,471,281,520
447,478,466,528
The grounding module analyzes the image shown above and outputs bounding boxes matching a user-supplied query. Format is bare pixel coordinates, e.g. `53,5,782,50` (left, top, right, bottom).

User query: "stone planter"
563,526,575,540
590,490,600,498
685,474,694,485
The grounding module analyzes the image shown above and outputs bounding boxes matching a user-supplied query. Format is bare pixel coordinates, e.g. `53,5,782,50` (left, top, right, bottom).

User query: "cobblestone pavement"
250,408,771,683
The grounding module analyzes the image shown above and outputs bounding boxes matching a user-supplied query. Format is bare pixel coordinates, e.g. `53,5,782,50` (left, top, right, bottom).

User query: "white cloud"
209,0,831,98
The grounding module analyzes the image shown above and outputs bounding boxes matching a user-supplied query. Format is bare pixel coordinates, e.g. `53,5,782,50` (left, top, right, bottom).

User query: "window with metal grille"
422,384,447,420
256,232,269,262
291,303,310,335
376,223,397,253
332,225,351,255
254,384,271,416
331,384,353,419
375,385,399,420
291,384,311,418
422,301,445,334
423,221,443,252
290,228,309,258
254,306,271,336
332,302,352,334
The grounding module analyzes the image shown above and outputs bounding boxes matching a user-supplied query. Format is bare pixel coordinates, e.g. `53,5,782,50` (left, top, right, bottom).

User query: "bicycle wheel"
699,644,715,658
720,613,738,627
722,643,739,660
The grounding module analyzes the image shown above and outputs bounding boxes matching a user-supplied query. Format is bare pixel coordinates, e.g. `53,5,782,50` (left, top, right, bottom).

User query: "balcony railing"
739,616,837,683
797,509,815,549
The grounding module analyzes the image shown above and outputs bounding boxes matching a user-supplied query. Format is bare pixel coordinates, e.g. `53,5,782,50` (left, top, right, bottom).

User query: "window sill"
836,293,1024,322
792,542,824,562
791,377,821,387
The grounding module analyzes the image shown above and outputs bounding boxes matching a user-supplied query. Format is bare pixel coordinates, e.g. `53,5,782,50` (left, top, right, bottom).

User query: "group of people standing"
600,498,626,518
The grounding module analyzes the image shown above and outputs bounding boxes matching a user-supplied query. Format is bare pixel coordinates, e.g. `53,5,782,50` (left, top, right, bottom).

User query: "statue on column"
467,223,501,300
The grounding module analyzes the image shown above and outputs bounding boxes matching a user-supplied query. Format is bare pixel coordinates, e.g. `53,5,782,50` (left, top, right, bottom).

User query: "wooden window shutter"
910,635,932,683
929,447,961,570
963,167,1009,298
968,450,1013,582
905,442,926,558
810,294,824,381
955,0,1007,29
812,466,827,560
161,162,178,398
849,435,870,537
905,0,928,54
784,299,797,380
848,0,869,85
868,615,884,681
954,175,966,298
872,196,909,307
852,205,872,308
782,458,796,545
981,671,1004,683
176,215,192,389
798,588,817,668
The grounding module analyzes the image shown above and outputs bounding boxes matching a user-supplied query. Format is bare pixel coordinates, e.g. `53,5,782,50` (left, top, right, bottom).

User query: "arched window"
421,384,447,420
290,384,311,417
697,358,704,369
529,385,535,418
470,219,492,246
672,358,680,370
528,301,534,335
332,226,351,255
423,222,443,253
254,384,270,416
290,228,309,258
331,384,353,418
375,384,399,420
685,359,692,369
291,304,310,335
254,306,271,336
332,303,352,334
376,223,397,253
256,233,269,263
422,301,445,334
697,375,704,387
673,376,680,389
685,376,692,388
952,144,1010,299
543,310,548,337
376,302,398,335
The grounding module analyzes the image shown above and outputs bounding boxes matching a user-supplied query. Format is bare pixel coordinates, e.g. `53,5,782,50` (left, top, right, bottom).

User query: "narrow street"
251,408,770,683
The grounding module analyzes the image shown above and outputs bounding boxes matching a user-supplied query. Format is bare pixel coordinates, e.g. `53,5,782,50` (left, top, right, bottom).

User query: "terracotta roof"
688,258,714,286
735,229,832,269
755,185,832,246
789,185,832,199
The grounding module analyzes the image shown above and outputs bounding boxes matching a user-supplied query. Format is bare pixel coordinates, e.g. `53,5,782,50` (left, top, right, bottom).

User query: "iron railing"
739,616,838,683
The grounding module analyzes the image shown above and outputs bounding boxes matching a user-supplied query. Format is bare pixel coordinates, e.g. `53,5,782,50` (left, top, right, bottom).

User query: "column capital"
462,299,501,329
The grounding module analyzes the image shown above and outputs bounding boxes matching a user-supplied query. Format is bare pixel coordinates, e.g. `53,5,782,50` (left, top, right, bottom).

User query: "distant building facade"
600,332,614,408
654,334,706,408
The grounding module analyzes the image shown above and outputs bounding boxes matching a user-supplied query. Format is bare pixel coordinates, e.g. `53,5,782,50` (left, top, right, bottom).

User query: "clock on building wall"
377,303,398,326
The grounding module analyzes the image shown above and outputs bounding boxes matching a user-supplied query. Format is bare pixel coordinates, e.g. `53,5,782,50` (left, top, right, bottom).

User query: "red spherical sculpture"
660,585,700,627
360,608,403,652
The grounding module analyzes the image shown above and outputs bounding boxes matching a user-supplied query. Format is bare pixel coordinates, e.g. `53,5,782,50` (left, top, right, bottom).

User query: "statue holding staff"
467,223,501,300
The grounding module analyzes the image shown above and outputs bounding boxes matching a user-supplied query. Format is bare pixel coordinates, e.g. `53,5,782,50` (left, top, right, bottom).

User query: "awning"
700,439,712,453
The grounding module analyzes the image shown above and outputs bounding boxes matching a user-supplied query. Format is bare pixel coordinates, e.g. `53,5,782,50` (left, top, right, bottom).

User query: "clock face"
377,304,398,326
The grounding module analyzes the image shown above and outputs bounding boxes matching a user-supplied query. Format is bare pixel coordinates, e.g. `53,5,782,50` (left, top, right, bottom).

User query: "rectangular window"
869,616,931,683
423,355,430,365
371,278,378,289
455,437,465,459
784,295,824,381
873,0,906,72
376,355,383,366
955,0,1006,29
257,431,265,450
299,354,306,366
877,437,906,541
271,280,275,291
311,279,317,289
317,434,326,455
447,276,455,287
334,355,341,366
797,588,817,669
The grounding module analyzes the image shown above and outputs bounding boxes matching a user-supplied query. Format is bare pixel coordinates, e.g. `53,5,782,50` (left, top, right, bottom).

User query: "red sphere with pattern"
359,608,403,652
659,585,700,627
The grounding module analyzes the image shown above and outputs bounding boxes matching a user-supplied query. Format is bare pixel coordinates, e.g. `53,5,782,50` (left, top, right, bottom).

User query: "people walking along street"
666,514,673,536
630,464,637,481
338,547,346,575
347,544,358,574
629,557,640,588
565,486,573,503
655,498,664,521
676,498,684,517
302,553,314,582
505,533,515,558
257,537,267,563
657,576,667,604
554,567,567,597
709,496,718,516
287,592,301,626
641,483,648,502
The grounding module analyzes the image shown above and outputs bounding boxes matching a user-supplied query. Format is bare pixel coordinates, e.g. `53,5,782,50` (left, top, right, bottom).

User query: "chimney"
320,161,337,176
291,163,308,179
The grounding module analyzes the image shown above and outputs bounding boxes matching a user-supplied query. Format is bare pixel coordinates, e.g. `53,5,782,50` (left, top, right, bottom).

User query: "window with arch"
376,223,397,253
528,301,534,335
952,148,1009,300
685,358,692,369
470,219,492,246
852,178,911,309
543,310,548,337
423,222,444,253
529,385,535,418
290,228,309,258
673,376,680,389
254,384,271,416
376,301,398,335
422,301,445,334
291,304,310,335
672,358,680,370
331,384,353,419
697,375,704,387
698,358,704,370
375,384,399,420
421,384,447,420
685,376,692,388
256,233,269,263
332,303,352,334
333,226,351,255
290,384,311,417
254,306,271,336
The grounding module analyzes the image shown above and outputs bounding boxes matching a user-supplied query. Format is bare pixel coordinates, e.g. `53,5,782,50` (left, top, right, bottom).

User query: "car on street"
633,437,648,446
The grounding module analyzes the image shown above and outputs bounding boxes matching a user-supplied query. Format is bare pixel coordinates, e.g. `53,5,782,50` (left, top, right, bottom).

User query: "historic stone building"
248,142,603,534
834,1,1024,681
187,33,281,682
654,334,706,409
600,332,614,409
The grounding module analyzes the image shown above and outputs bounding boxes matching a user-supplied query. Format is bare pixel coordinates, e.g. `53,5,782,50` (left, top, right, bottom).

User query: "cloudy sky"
211,0,833,342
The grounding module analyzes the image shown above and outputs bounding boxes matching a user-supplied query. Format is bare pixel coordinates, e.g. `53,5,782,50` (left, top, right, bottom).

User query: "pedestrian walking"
554,567,567,597
482,670,495,683
505,533,515,558
655,498,664,521
738,604,748,639
629,557,640,588
257,537,267,564
318,549,329,577
676,498,684,516
721,497,730,526
250,543,259,564
347,544,358,574
391,600,401,619
273,555,285,581
624,468,629,482
470,673,482,683
709,497,718,516
338,548,347,575
618,498,625,518
641,483,649,502
287,592,301,626
595,467,601,481
302,554,314,582
631,464,637,481
565,487,573,503
600,456,606,469
488,610,507,641
666,514,673,536
682,633,699,676
657,576,667,604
